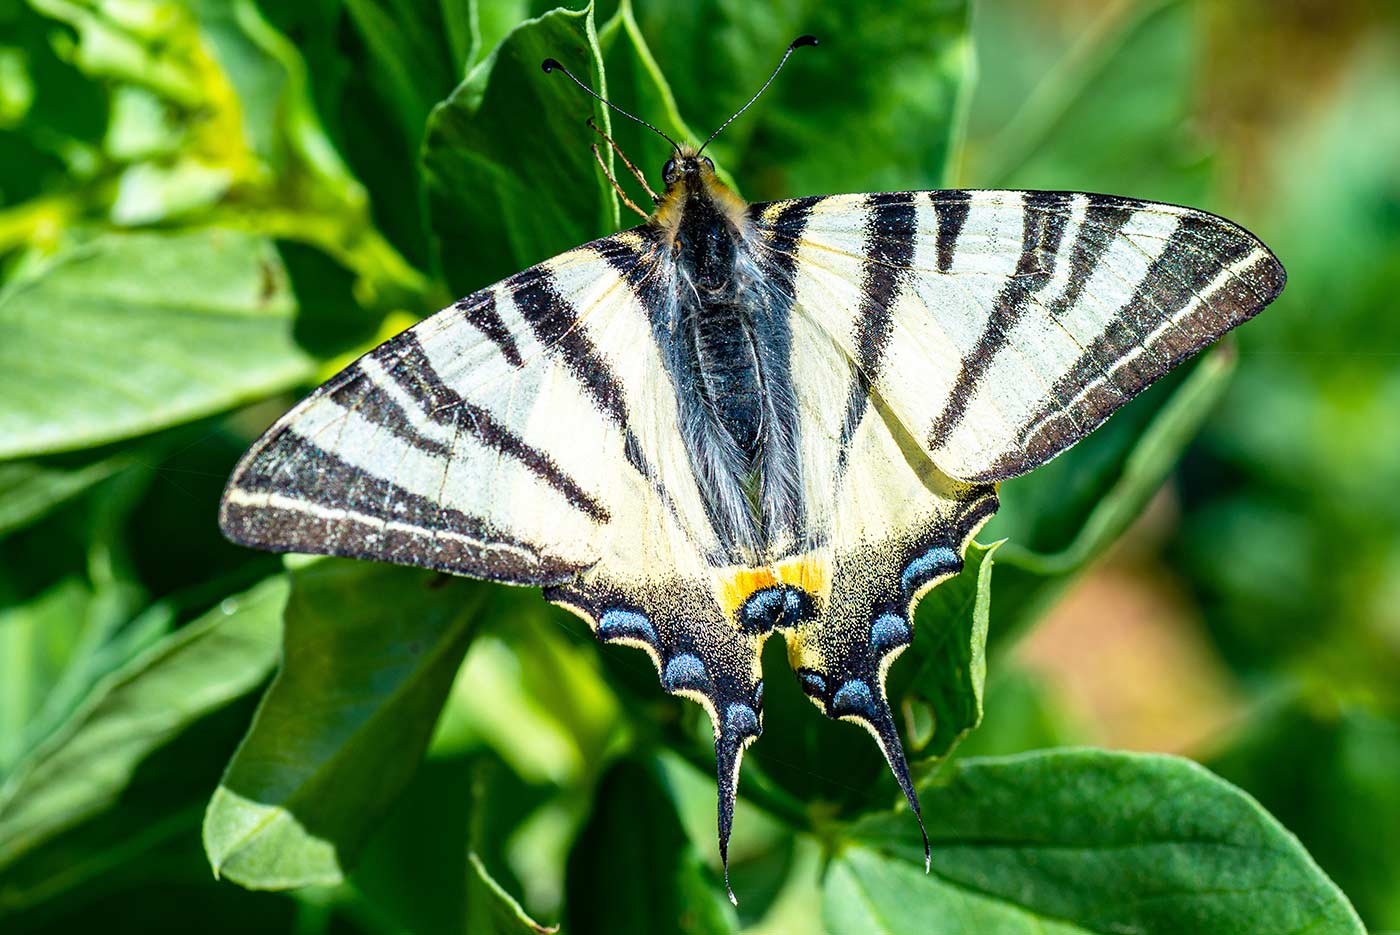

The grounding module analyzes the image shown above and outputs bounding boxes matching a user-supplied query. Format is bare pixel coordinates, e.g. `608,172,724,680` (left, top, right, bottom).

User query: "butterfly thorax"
649,153,805,564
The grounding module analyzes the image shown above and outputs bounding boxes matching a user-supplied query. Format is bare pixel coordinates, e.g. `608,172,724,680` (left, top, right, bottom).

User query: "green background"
0,0,1396,932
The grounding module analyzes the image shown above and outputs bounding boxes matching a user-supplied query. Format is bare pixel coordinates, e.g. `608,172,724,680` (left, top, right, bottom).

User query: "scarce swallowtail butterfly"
219,36,1285,899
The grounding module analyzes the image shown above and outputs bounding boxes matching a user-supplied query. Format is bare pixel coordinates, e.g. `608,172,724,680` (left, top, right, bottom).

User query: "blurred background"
1,0,1397,932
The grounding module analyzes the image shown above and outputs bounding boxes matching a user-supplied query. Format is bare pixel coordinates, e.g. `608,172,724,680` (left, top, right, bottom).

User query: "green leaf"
891,541,998,762
0,575,285,877
565,757,736,934
827,750,1365,934
632,0,973,197
0,230,313,459
202,560,488,889
422,3,617,295
1207,700,1400,931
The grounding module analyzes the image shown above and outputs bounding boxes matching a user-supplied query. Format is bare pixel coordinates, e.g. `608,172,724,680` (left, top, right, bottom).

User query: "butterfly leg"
590,143,651,220
587,116,660,203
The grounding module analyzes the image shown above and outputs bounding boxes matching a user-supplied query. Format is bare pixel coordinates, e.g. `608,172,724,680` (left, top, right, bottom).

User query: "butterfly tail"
714,699,760,905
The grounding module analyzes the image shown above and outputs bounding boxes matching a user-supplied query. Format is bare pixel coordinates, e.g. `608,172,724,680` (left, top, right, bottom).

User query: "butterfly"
219,36,1285,900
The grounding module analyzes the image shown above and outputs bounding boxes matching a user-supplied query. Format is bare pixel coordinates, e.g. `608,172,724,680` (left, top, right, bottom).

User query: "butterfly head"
661,150,716,188
652,145,746,231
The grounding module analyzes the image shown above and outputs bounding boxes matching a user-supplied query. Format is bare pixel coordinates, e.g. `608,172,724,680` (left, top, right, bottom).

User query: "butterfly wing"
757,190,1286,484
220,228,727,586
740,189,1284,859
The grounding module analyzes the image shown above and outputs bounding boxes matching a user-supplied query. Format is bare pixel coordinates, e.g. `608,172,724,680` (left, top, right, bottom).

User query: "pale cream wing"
753,189,1286,484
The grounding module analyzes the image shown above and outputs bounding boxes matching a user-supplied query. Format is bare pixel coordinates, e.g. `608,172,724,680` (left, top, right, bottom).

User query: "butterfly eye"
662,158,678,183
701,156,715,172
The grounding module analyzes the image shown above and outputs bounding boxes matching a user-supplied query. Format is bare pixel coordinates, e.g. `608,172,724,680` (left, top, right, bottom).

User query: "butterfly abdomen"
651,166,806,560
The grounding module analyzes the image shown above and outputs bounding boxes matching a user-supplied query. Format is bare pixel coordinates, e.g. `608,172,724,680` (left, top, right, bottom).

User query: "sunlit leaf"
828,750,1365,934
203,560,487,889
0,576,284,876
0,230,313,459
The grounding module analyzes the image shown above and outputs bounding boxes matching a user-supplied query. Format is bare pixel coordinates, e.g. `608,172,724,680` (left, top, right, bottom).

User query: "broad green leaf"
0,229,313,459
632,0,973,197
1207,700,1400,931
828,750,1365,935
565,757,736,934
0,575,285,876
203,560,488,889
422,3,617,295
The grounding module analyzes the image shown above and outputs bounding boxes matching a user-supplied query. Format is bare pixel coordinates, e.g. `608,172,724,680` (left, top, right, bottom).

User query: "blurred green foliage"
0,0,1395,931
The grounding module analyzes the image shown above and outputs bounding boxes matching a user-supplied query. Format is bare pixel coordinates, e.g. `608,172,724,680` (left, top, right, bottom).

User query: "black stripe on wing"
927,190,1076,450
455,290,524,368
975,196,1287,480
509,264,630,430
220,429,579,584
383,335,611,522
839,191,919,473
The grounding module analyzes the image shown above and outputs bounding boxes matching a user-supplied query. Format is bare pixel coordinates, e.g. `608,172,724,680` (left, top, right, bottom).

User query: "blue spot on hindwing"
832,679,877,719
663,653,708,692
900,545,962,599
797,670,827,700
598,609,658,647
870,613,911,653
724,703,759,738
739,585,815,633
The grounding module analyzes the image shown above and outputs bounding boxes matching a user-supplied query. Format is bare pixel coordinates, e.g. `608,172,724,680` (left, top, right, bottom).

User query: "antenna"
542,58,680,152
696,35,818,155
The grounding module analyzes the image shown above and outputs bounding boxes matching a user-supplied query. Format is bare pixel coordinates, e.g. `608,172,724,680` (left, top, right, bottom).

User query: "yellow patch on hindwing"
713,554,830,625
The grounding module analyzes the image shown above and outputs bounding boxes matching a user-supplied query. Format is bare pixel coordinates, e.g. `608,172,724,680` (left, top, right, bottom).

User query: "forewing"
220,228,720,586
752,189,1286,484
